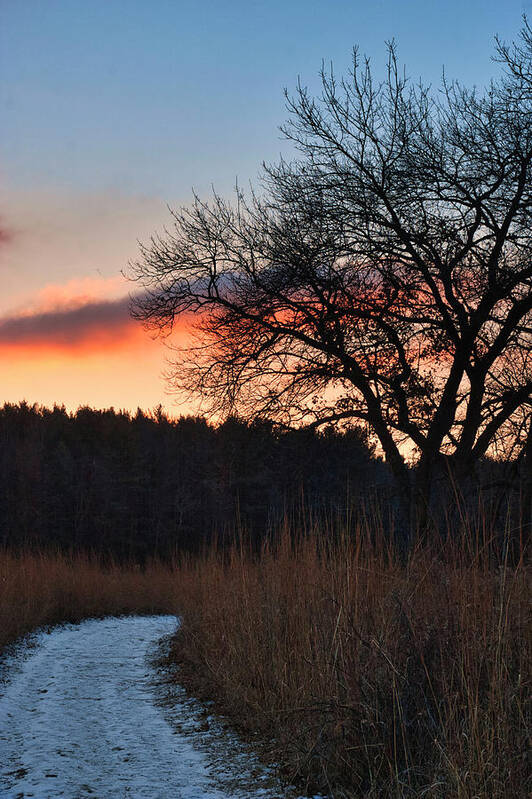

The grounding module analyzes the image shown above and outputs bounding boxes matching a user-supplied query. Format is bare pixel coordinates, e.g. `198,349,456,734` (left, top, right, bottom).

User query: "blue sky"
1,0,526,197
0,0,527,412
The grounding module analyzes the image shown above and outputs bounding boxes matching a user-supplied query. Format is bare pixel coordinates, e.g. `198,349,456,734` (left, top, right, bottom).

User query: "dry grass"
1,518,530,798
169,522,531,798
0,549,179,651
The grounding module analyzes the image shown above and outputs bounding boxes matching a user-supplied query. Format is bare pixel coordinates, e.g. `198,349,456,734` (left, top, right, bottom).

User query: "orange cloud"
0,276,195,362
0,273,197,413
0,274,170,355
0,295,139,353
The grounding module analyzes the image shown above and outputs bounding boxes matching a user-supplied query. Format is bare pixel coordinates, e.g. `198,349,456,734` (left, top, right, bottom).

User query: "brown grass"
0,549,179,651
168,522,531,798
1,518,530,798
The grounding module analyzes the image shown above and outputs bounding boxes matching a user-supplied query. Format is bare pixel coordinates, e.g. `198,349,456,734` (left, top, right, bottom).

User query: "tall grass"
0,549,179,651
1,515,529,798
168,518,531,798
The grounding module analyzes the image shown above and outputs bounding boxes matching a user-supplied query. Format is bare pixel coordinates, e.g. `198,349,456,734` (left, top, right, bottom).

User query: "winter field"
0,527,530,798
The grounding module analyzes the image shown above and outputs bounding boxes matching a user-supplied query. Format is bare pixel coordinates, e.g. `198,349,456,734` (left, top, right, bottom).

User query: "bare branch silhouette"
130,26,532,533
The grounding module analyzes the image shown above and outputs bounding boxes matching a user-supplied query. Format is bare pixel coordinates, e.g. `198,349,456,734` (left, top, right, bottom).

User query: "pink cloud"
33,275,126,312
0,219,13,247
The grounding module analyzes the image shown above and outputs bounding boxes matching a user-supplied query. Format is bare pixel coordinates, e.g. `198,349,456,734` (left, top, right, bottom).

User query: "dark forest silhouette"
1,401,528,560
0,401,383,559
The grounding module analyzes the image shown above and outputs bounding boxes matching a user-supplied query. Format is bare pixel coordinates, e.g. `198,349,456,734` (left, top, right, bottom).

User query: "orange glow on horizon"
0,336,196,416
0,281,196,414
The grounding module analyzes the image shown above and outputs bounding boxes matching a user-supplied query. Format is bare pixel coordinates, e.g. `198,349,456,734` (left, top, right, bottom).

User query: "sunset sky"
0,0,524,415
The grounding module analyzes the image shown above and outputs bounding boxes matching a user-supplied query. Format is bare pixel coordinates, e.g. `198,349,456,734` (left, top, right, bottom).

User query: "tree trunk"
521,420,532,558
413,452,438,535
438,453,480,544
386,460,413,554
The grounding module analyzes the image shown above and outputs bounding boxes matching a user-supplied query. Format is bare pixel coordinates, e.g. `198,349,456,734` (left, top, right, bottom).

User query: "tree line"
0,402,382,560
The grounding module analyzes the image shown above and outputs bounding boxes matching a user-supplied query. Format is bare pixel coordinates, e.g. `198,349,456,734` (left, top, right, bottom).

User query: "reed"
1,511,529,797
168,517,531,798
0,549,178,651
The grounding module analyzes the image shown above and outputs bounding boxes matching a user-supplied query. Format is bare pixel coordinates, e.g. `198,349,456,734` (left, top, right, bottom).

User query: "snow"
0,615,317,798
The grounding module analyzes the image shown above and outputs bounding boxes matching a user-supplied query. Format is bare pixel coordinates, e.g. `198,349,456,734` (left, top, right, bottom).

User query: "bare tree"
130,24,532,533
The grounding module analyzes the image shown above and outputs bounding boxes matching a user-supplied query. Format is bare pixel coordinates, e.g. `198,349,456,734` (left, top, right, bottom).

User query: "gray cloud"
0,295,136,348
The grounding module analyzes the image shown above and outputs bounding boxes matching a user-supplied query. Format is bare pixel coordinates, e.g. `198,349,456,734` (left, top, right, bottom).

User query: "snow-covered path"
0,616,294,799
